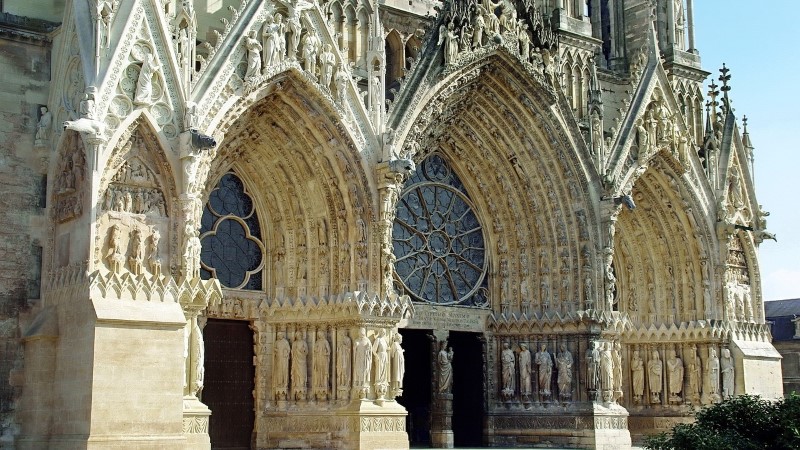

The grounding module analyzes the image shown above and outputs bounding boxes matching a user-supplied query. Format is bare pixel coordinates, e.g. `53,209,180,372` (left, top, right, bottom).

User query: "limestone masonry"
0,0,782,448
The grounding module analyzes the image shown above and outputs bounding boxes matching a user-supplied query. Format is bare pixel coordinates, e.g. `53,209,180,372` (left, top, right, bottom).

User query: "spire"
719,63,731,115
707,80,720,134
742,115,753,150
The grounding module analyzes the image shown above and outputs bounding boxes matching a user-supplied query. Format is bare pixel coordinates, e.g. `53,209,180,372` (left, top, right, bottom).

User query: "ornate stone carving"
535,343,552,398
291,331,309,401
648,350,663,404
390,333,405,397
501,341,515,399
557,344,573,400
353,327,372,397
666,348,684,403
519,343,532,397
437,340,454,394
274,330,291,401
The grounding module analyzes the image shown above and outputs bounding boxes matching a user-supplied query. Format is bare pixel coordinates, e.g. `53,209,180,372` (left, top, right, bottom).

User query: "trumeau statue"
437,340,454,394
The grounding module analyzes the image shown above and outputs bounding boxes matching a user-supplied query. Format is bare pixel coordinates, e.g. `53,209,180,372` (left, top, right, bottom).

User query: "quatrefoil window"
393,153,488,306
200,173,264,290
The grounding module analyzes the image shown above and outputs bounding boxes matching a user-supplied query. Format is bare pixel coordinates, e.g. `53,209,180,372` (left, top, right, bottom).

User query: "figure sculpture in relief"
271,14,287,64
274,331,291,399
721,348,734,400
129,227,144,275
535,343,552,397
557,344,573,399
518,343,532,397
336,330,352,390
587,341,600,393
35,106,52,146
291,331,308,400
134,52,159,105
301,31,320,76
631,350,644,402
686,346,701,404
147,229,161,276
244,30,263,79
262,14,279,66
518,24,530,61
472,13,485,48
437,340,454,393
707,346,721,402
667,349,683,402
313,329,330,400
373,329,390,397
353,328,372,394
648,350,663,403
501,342,515,396
438,21,459,66
599,342,614,402
107,224,125,274
390,333,405,395
334,62,348,102
283,0,313,59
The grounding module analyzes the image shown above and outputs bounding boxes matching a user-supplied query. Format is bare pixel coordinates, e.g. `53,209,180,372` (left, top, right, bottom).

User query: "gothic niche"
99,144,170,277
53,132,87,223
392,153,488,306
200,172,265,290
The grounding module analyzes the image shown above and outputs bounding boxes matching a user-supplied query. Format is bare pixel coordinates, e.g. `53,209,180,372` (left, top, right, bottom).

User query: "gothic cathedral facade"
0,0,782,448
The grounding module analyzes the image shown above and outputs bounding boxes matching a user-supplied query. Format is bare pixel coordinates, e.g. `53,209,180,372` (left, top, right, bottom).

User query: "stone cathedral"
0,0,784,448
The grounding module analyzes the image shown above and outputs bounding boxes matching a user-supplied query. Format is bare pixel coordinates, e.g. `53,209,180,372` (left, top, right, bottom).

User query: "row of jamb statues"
272,326,405,403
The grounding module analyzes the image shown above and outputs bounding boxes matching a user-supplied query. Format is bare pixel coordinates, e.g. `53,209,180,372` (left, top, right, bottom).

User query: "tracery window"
200,172,265,290
393,153,488,306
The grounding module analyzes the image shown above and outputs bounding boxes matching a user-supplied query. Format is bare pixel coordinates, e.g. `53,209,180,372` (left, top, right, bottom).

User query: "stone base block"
590,403,631,450
430,430,454,448
182,396,211,450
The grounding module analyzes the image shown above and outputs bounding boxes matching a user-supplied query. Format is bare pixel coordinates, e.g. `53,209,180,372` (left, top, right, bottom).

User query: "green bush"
645,394,800,450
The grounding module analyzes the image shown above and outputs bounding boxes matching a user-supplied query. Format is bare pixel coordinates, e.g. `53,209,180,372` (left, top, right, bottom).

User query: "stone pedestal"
182,396,211,450
590,402,632,450
430,393,453,448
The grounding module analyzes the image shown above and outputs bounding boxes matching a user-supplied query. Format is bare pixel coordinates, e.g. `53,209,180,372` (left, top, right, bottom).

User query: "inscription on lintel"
403,304,489,333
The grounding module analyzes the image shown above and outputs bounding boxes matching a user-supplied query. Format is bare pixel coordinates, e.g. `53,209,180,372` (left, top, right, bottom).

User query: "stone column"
686,0,696,52
430,331,454,448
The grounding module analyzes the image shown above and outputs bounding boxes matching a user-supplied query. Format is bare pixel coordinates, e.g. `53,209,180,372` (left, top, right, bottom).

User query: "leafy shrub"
645,394,800,450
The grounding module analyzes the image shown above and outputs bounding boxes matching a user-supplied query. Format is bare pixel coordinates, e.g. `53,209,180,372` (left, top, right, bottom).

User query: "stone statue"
319,44,335,89
336,330,352,389
313,329,330,400
721,348,734,399
134,52,159,105
262,14,278,67
535,344,552,397
613,341,623,401
369,75,381,112
556,344,573,399
128,227,144,275
667,349,683,402
291,331,308,400
438,21,459,66
271,13,286,64
244,30,262,79
631,350,644,402
334,62,348,103
518,24,530,61
372,329,390,397
147,229,161,276
519,343,532,396
501,342,515,396
437,340,454,393
301,32,320,76
686,346,701,404
191,319,205,395
390,333,405,395
472,14,485,48
274,331,291,399
648,350,663,403
107,224,125,274
284,0,313,59
353,328,372,391
587,341,600,393
599,342,614,401
707,346,721,402
34,106,52,146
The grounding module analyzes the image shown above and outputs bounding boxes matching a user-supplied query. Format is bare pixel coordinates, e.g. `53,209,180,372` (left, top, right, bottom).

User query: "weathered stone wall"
0,17,54,445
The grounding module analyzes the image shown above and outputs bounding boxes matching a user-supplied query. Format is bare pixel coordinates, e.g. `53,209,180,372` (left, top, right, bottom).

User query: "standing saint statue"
587,341,600,393
721,348,734,400
535,344,553,397
313,329,330,400
390,333,405,395
134,52,160,105
519,343,532,397
274,331,291,400
599,342,614,402
437,340,454,393
631,350,644,403
707,346,721,402
556,344,573,399
291,331,308,400
353,328,372,395
501,342,515,397
337,330,351,390
319,44,335,89
244,30,262,79
648,350,663,403
372,329,390,398
666,349,684,403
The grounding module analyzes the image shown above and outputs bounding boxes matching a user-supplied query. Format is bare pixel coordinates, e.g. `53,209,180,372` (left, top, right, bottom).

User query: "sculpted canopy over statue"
535,344,552,396
291,331,308,400
437,340,454,393
518,343,532,396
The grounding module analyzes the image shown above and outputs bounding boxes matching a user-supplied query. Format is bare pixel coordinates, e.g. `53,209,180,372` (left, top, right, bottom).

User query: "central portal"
397,328,485,448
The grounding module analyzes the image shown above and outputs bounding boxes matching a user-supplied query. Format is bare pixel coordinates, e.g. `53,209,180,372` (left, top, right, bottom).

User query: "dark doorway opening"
203,319,255,450
397,328,433,447
449,331,484,447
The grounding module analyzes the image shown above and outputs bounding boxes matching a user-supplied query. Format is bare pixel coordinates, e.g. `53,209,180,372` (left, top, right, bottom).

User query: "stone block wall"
0,16,56,445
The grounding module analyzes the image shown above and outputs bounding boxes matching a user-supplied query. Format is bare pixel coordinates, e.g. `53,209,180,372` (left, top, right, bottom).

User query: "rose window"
393,153,488,306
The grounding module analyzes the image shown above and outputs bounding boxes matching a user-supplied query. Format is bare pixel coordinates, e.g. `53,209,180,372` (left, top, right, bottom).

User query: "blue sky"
693,2,800,301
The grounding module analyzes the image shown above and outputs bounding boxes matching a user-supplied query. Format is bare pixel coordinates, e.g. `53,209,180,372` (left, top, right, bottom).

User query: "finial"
719,63,732,112
742,115,748,133
707,81,719,123
742,115,753,150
